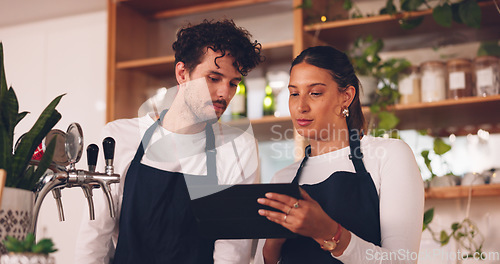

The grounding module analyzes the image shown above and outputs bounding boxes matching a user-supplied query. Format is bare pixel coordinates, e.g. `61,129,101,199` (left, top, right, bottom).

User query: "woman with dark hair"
255,46,424,264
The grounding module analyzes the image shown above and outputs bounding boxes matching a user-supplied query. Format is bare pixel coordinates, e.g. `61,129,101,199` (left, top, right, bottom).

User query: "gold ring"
286,207,292,215
283,214,288,222
293,201,300,208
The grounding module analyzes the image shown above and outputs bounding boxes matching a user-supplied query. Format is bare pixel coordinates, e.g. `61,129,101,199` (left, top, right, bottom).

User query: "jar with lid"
420,61,446,102
398,66,421,105
446,58,473,99
473,56,499,96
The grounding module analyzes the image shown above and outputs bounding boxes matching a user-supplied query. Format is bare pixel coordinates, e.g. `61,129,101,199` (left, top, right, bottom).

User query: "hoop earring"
341,107,349,118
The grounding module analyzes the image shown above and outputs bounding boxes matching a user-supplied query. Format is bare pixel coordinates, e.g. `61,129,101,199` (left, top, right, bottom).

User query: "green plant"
368,57,411,137
0,42,64,191
420,135,452,179
477,41,500,57
3,233,57,255
348,36,384,77
298,0,482,30
381,0,482,30
423,208,485,259
348,36,410,137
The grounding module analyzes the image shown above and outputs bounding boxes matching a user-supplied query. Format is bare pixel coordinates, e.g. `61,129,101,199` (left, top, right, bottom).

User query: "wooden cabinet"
294,0,500,137
292,0,500,198
107,0,295,124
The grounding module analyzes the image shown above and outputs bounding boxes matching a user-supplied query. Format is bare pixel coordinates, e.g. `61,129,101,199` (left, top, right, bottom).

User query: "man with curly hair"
75,19,263,264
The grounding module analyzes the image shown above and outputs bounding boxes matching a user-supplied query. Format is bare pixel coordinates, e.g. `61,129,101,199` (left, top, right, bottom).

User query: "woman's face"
288,62,348,142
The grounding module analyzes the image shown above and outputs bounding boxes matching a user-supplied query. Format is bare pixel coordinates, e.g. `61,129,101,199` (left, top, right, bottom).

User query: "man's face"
181,49,241,120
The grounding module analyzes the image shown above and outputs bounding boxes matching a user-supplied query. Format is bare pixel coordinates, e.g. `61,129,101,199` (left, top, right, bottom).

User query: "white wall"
0,11,107,263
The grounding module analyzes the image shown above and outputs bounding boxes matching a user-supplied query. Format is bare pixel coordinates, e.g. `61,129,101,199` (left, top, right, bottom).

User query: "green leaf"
433,137,451,155
451,222,460,230
401,0,425,12
0,42,7,100
417,129,428,136
399,17,424,29
377,111,400,130
440,230,450,245
22,233,35,252
295,0,312,9
459,0,481,28
343,0,352,10
451,3,462,23
421,150,435,177
380,0,397,15
423,208,434,231
369,104,381,114
477,41,500,57
433,3,452,27
31,239,57,254
10,94,64,189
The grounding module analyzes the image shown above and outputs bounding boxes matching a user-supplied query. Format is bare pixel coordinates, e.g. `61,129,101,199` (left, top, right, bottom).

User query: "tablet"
190,183,301,239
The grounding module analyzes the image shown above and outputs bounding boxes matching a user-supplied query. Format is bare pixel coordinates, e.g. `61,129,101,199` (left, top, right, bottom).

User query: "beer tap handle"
51,188,65,222
81,184,95,220
87,144,99,173
96,180,116,218
102,137,115,175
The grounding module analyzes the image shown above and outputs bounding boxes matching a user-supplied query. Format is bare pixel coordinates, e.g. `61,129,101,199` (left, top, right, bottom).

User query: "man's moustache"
212,99,227,108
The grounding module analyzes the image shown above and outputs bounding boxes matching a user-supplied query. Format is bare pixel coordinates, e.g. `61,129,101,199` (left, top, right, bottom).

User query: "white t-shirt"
254,136,424,264
74,114,259,264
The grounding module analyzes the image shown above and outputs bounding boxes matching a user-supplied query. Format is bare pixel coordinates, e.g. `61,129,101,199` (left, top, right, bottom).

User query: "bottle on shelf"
447,58,473,99
231,77,247,118
263,84,275,116
420,61,447,103
473,56,499,97
398,66,421,105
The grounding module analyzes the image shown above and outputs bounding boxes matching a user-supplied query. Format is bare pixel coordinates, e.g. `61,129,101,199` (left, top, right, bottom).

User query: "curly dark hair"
172,19,263,76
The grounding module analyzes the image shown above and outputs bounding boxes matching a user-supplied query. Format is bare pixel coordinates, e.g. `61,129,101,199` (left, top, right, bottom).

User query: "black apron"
113,112,217,264
280,129,381,263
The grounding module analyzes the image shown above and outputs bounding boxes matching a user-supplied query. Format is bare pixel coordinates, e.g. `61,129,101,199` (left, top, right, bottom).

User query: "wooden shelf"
119,0,275,19
114,40,294,77
304,1,500,52
425,184,500,199
363,95,500,136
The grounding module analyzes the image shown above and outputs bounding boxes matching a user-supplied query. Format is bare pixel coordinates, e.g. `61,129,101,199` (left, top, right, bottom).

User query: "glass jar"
473,56,499,97
446,58,473,99
398,66,421,105
420,61,447,102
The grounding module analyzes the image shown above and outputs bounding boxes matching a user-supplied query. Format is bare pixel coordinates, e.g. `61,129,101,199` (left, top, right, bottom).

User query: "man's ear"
342,85,356,107
175,61,189,84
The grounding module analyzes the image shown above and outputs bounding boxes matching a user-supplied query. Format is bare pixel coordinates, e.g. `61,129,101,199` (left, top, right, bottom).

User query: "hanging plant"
381,0,482,29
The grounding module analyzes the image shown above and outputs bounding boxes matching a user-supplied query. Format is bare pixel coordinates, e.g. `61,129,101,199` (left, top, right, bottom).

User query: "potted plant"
347,35,384,106
0,42,63,253
1,233,57,264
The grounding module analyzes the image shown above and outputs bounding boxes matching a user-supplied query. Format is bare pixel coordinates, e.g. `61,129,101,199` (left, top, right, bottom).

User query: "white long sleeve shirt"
75,114,259,264
254,136,424,264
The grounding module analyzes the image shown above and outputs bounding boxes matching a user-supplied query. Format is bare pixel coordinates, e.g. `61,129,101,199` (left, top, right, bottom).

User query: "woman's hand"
257,188,337,243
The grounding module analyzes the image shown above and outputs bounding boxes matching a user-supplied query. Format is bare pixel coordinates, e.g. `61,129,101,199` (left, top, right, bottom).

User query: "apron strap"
205,121,218,182
348,129,367,174
132,110,167,162
292,129,367,183
292,146,310,184
132,110,217,179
